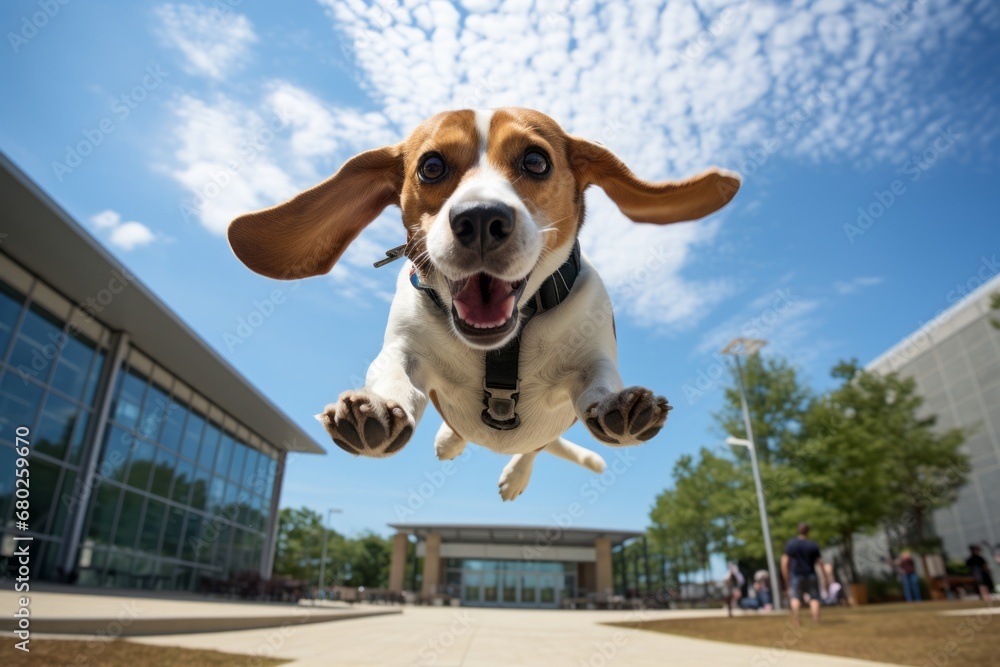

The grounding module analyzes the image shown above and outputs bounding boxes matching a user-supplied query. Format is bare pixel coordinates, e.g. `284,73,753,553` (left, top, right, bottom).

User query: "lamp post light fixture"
723,337,780,611
318,508,343,603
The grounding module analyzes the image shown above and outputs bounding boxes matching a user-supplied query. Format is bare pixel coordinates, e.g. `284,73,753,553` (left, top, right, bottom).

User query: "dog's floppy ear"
569,137,740,224
228,145,403,279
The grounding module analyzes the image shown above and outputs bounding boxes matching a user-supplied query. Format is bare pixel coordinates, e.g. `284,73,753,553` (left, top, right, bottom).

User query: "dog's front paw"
316,390,413,458
584,386,671,446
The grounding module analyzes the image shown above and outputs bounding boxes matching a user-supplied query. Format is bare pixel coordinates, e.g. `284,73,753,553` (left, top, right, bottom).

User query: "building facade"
867,271,1000,562
0,154,324,592
388,523,642,607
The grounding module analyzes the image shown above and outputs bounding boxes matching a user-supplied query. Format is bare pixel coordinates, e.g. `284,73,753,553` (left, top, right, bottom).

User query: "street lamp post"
722,337,781,611
318,508,343,603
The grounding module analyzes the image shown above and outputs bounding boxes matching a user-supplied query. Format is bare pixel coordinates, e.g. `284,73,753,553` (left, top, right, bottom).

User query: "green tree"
273,507,393,588
797,360,968,581
714,354,811,465
650,449,743,593
991,292,1000,329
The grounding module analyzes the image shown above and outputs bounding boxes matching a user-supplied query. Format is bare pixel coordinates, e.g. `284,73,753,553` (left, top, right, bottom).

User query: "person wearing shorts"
781,523,830,625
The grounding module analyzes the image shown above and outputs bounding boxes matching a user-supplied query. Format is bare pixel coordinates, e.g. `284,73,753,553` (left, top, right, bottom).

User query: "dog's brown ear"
569,137,740,224
228,146,403,279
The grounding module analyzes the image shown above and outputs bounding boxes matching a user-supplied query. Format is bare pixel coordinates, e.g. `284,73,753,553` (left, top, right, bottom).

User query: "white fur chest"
388,257,617,455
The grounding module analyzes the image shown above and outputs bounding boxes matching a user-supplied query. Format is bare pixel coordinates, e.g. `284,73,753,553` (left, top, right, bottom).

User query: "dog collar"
393,241,582,431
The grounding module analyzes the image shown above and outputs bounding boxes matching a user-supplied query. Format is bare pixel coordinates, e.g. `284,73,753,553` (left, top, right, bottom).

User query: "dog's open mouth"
448,273,528,339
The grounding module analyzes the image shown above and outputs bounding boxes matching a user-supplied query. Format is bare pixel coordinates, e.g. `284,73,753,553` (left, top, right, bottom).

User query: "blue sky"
3,0,999,539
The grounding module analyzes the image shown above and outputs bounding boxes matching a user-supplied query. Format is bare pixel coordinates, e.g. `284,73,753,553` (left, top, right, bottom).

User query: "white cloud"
155,3,257,80
89,209,157,251
110,222,157,251
162,0,995,317
310,0,994,326
833,276,884,295
90,209,120,230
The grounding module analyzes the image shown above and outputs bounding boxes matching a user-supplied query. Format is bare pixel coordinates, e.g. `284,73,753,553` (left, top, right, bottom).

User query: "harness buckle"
482,380,521,430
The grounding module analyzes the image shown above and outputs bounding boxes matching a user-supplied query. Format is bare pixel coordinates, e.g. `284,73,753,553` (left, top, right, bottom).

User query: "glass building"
0,154,324,591
867,271,1000,564
387,523,643,607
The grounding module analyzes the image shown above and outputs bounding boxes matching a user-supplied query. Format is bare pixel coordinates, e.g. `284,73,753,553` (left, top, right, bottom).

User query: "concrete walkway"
0,590,398,635
132,605,901,667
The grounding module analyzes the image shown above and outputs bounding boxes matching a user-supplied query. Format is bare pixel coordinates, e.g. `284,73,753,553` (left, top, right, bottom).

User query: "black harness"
375,241,582,431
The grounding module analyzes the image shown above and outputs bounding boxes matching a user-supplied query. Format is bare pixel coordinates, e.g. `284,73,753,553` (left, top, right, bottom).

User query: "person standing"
781,523,831,625
967,545,996,601
897,550,921,602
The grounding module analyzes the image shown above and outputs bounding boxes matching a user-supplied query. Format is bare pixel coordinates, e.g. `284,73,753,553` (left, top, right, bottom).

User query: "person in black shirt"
967,545,996,601
781,523,830,625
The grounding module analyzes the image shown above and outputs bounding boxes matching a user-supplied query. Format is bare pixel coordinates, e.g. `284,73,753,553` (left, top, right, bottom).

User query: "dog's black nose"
449,201,516,252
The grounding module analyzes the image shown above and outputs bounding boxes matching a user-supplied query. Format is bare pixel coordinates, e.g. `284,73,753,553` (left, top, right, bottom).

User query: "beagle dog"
228,108,740,500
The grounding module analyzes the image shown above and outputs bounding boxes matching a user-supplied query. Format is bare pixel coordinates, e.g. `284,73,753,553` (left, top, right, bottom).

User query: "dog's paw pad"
584,386,671,446
317,391,414,458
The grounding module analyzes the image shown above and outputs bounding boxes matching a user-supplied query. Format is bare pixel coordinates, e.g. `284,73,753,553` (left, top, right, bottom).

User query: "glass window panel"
243,449,262,492
179,410,205,462
171,458,193,504
197,422,221,470
0,371,43,443
126,439,156,491
66,410,90,466
112,369,146,429
8,304,63,382
208,476,225,514
114,491,143,549
86,482,121,545
150,447,177,498
223,480,238,508
50,470,77,537
99,426,134,483
190,466,209,510
182,513,203,561
35,392,82,460
138,382,169,444
214,433,235,478
27,457,62,535
229,442,247,485
82,350,106,407
0,444,17,524
0,281,25,357
162,506,185,559
160,399,186,452
51,332,97,401
140,499,166,553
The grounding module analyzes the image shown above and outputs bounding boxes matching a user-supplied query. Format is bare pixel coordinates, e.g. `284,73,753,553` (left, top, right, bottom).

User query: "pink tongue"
454,275,515,328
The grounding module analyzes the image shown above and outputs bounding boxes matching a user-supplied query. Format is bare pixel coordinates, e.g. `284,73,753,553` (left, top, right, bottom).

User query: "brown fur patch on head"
484,108,583,253
398,110,479,271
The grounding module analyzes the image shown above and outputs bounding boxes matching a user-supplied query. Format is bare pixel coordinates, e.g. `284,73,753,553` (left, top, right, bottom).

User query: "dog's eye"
522,149,550,177
418,154,447,183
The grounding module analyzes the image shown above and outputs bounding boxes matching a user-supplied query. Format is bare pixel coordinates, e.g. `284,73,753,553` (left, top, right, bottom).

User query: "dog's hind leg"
498,449,541,502
434,422,467,461
543,437,606,473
